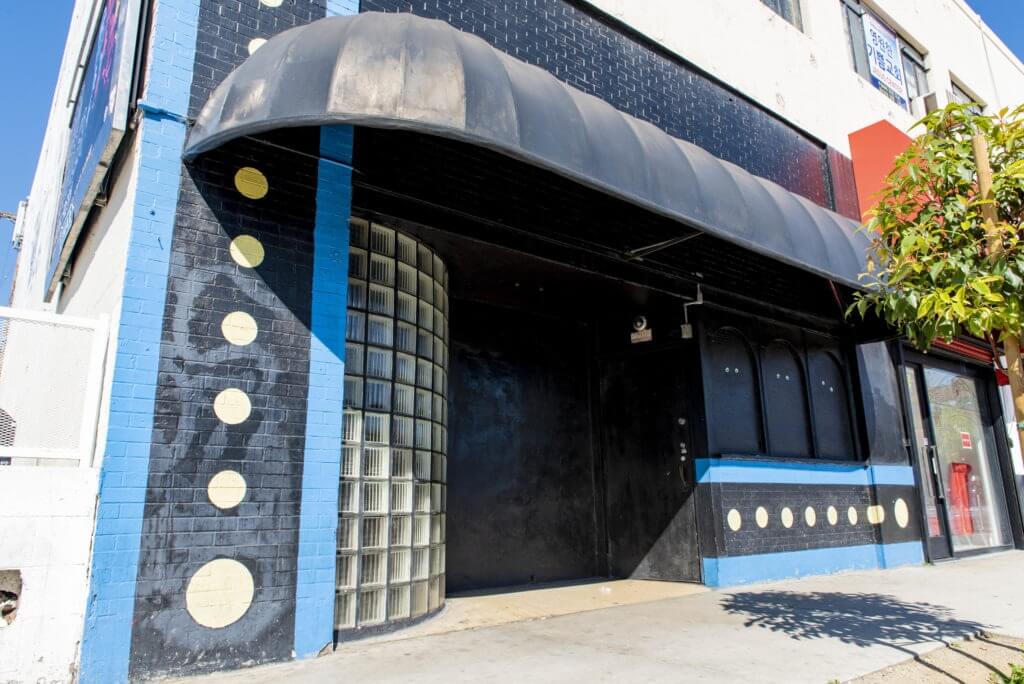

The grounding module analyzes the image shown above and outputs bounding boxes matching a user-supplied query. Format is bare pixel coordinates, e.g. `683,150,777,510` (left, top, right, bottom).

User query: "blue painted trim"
868,465,917,487
695,458,915,487
702,541,924,587
293,125,353,657
135,101,189,124
78,1,199,681
878,540,926,568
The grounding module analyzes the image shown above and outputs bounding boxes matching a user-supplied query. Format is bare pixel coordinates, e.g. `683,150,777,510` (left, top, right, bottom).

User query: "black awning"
185,12,869,288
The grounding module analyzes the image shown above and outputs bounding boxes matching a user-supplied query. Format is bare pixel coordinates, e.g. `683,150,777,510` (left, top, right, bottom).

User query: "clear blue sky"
0,0,1020,303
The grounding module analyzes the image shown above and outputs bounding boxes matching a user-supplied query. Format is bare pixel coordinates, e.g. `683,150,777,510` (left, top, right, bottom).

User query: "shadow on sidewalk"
720,591,992,682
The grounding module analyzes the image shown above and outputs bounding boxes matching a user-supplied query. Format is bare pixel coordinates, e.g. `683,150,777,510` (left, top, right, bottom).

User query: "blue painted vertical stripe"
292,0,358,653
78,0,199,681
293,125,353,657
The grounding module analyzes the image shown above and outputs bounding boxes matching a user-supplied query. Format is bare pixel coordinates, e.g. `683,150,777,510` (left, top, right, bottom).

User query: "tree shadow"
720,591,992,683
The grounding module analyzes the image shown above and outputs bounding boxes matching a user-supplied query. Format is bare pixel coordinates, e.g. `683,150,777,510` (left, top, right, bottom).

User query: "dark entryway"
446,301,600,591
428,228,703,593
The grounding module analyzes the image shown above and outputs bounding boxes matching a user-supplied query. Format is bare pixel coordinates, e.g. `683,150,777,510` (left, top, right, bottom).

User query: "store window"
707,328,763,455
809,350,857,460
760,0,803,30
950,80,984,115
922,366,1012,552
762,341,813,458
842,0,928,112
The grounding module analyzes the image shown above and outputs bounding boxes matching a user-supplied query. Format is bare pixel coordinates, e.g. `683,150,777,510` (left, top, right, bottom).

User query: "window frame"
841,0,929,112
760,0,804,31
949,79,985,115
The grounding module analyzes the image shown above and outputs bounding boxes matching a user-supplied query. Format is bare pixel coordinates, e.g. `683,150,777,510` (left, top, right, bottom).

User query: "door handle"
928,445,946,501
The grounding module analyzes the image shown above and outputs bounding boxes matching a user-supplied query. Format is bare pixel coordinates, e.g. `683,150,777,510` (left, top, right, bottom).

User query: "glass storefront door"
903,355,1013,558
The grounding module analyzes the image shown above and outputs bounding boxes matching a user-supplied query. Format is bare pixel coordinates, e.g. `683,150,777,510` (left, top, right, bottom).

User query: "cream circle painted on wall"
213,388,252,425
234,166,269,200
827,506,838,526
848,506,859,525
259,0,283,6
229,235,265,268
755,506,769,529
726,509,742,532
221,311,258,346
867,505,886,525
247,38,267,55
804,506,816,527
208,470,247,509
185,558,254,629
780,507,794,529
894,498,910,528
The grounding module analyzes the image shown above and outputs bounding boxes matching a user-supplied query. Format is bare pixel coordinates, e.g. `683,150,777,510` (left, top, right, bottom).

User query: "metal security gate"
0,306,108,467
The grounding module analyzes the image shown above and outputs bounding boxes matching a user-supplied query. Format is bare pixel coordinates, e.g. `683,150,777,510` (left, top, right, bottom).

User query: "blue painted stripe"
868,465,917,487
696,458,915,487
293,125,354,657
78,1,200,681
878,540,926,568
702,541,924,587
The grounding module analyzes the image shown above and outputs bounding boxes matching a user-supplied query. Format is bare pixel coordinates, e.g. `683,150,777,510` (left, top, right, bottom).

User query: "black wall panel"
361,0,835,208
446,300,599,592
129,0,330,677
130,136,319,678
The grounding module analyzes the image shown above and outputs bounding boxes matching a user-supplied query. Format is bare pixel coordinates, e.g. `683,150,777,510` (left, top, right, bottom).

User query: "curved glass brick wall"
337,219,448,632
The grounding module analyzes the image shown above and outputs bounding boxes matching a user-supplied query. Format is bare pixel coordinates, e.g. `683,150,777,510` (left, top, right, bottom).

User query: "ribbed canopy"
185,12,868,287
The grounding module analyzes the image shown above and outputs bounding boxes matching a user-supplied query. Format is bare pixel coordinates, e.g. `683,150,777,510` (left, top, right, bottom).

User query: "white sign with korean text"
862,12,908,104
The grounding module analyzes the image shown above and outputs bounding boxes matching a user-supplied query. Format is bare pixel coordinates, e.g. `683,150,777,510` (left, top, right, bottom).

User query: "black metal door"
600,344,701,582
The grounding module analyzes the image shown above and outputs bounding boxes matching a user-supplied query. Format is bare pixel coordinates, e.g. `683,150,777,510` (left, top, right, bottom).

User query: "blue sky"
0,0,1020,303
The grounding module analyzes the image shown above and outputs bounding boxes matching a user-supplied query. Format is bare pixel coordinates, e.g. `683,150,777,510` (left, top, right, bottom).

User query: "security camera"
632,315,648,332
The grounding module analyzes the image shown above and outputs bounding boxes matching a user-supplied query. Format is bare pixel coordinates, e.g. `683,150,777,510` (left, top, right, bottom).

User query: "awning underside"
185,12,869,288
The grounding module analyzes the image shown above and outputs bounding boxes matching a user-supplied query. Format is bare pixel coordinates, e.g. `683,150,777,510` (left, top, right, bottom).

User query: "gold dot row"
187,166,273,629
726,499,911,532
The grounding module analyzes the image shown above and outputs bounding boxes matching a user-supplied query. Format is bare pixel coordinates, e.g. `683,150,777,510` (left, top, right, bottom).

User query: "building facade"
4,0,1024,682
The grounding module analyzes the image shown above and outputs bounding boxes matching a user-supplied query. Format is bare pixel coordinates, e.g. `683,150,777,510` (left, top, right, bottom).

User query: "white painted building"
590,0,1024,156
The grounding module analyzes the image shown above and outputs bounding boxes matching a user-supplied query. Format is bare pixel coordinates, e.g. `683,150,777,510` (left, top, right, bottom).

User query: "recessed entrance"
386,221,703,594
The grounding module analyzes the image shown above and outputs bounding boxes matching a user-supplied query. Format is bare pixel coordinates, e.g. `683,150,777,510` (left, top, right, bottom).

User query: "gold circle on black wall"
234,167,269,200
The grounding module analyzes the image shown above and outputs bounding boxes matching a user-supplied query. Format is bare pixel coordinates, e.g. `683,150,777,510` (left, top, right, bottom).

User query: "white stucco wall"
0,467,99,684
584,0,1024,155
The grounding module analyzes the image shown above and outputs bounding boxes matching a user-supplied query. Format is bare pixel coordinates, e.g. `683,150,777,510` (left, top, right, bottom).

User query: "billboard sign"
862,13,908,108
47,0,139,298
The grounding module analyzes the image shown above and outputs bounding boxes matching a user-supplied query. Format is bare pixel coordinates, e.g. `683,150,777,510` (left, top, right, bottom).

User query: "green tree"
849,103,1024,450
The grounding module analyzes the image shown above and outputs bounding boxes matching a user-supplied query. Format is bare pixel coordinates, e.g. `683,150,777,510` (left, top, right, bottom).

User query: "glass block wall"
337,218,448,632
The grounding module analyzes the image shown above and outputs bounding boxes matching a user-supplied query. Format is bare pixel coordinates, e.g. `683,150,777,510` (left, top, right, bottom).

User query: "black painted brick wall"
706,483,919,558
360,0,834,207
129,135,320,679
130,0,331,675
188,0,329,118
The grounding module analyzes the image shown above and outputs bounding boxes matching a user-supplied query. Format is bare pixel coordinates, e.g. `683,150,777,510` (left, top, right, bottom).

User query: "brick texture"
360,0,835,208
128,134,321,679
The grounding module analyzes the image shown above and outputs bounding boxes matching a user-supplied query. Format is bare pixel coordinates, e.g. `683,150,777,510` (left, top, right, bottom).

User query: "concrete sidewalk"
180,551,1024,684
